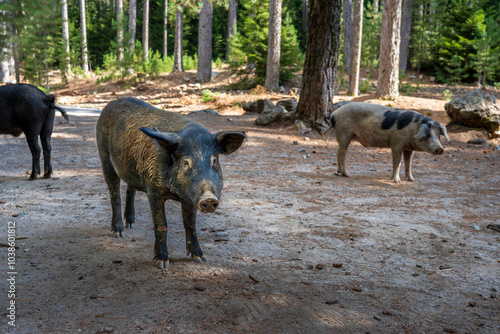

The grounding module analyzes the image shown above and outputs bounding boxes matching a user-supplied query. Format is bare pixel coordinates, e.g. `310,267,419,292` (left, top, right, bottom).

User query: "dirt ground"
1,72,499,333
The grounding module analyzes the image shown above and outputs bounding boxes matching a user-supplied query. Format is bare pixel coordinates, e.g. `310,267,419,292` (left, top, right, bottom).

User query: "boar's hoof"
335,171,349,177
125,222,133,229
198,198,219,213
155,259,170,270
192,255,206,263
113,231,124,238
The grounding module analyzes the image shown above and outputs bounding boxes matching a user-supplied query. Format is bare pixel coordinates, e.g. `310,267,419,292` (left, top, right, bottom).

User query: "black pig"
0,84,68,180
96,97,246,270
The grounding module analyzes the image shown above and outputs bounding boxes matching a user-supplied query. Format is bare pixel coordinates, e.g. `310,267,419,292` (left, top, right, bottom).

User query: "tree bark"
348,0,364,96
0,0,15,82
342,0,352,73
296,0,342,126
163,0,168,57
376,0,402,100
196,0,213,82
265,0,282,91
116,0,124,61
399,0,413,73
80,0,89,72
128,0,136,55
173,7,183,72
61,0,71,78
143,0,149,60
225,0,237,61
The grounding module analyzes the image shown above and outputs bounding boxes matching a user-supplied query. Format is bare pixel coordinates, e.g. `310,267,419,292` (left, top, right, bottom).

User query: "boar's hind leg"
335,136,352,177
40,114,55,178
24,131,42,180
101,159,124,237
148,194,170,270
182,203,206,263
124,186,136,229
403,150,415,182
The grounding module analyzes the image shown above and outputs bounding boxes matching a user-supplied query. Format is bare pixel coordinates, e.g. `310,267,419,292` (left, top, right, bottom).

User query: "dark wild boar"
96,97,246,270
0,84,68,180
329,102,449,183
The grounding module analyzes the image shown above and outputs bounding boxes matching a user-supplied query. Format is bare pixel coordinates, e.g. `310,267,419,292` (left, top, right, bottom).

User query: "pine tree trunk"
376,0,402,100
296,0,342,126
225,0,237,61
348,0,364,96
61,0,71,78
128,0,136,55
196,0,213,82
342,0,352,73
116,0,124,61
373,0,379,13
0,0,14,83
399,0,413,73
265,0,282,91
143,0,149,60
80,0,89,72
173,7,183,72
163,0,168,57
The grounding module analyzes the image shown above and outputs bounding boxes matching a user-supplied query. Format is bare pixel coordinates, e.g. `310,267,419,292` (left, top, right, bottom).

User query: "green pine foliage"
361,1,382,68
228,0,303,85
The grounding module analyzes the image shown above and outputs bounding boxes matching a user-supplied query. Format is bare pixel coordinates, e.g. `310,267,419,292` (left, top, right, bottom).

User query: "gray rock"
255,105,285,126
277,99,298,113
445,89,500,133
242,99,275,113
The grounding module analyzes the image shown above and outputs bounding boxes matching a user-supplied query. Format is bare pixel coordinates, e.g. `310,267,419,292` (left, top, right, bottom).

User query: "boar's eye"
210,155,218,166
181,158,193,169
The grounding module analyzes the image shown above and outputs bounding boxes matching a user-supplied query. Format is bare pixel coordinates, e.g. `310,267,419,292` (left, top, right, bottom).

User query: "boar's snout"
198,193,219,213
434,148,444,155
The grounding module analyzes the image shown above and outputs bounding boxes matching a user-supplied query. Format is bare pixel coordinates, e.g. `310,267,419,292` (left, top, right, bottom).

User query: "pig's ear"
415,123,431,140
439,123,450,142
215,131,246,155
139,127,181,151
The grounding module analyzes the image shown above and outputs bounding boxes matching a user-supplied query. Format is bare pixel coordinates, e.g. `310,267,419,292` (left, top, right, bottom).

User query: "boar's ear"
439,123,450,142
215,131,246,155
415,123,431,140
139,127,181,151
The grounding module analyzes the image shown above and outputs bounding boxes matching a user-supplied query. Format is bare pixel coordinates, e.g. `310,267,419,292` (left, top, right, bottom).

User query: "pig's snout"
198,193,219,213
434,148,444,155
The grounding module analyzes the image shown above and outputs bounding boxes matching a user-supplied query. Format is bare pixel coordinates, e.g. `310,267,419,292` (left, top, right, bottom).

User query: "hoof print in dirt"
96,97,246,270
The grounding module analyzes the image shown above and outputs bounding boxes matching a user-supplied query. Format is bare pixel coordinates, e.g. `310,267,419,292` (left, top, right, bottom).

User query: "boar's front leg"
182,203,206,263
390,147,404,183
101,161,124,237
403,150,415,182
148,194,169,270
124,186,136,229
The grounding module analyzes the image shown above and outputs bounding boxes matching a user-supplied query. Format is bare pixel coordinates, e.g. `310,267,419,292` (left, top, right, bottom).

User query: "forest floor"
0,69,499,333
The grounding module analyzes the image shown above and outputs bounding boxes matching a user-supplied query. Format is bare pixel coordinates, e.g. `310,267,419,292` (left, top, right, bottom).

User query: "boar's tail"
44,94,69,121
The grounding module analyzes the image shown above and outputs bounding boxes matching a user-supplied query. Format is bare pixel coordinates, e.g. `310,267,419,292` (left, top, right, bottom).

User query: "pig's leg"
182,203,205,263
390,148,404,183
124,186,136,229
335,135,353,177
403,150,415,182
40,114,54,178
148,194,169,270
24,131,42,180
101,158,124,237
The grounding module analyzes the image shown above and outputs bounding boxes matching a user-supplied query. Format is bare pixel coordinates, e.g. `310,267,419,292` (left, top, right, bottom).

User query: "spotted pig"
329,102,449,183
